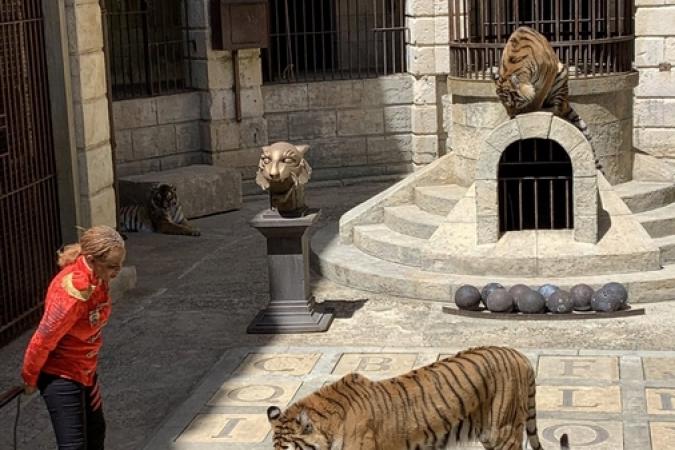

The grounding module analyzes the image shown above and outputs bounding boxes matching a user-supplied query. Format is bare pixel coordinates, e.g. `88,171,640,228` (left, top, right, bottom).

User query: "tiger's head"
255,142,311,191
267,405,332,450
494,72,535,117
149,183,178,211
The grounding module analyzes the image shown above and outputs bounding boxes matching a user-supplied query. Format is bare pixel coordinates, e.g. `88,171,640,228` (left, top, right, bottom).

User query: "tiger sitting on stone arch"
267,346,569,450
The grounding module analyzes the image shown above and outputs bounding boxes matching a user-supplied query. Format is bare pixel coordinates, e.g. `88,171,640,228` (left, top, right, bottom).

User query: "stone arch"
475,112,598,245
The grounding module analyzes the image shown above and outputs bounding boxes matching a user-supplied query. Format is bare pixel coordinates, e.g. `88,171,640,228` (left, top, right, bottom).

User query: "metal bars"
104,0,192,100
262,0,406,83
448,0,634,79
498,139,573,233
0,0,62,346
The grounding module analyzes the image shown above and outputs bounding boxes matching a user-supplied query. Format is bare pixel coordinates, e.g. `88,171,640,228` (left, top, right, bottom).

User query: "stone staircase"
311,154,675,304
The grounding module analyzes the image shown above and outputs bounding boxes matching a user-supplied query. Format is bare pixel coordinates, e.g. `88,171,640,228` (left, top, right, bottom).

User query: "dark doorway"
498,139,573,232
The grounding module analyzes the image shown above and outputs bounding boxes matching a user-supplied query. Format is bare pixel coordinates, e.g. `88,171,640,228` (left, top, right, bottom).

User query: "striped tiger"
267,346,569,450
118,183,200,236
494,26,602,172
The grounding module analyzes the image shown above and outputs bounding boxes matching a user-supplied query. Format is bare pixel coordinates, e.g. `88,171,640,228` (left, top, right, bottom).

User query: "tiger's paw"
191,229,201,237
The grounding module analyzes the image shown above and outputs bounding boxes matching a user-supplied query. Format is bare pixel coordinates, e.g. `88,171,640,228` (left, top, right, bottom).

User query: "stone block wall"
634,0,675,159
406,0,450,167
65,0,116,227
113,92,203,176
262,76,414,185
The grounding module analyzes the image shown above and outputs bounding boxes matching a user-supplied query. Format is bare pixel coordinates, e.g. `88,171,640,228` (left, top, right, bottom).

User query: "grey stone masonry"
634,2,675,160
262,75,416,182
114,92,204,177
118,164,242,219
476,113,598,245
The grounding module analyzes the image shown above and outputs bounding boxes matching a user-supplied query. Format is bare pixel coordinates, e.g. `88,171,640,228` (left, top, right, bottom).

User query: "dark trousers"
38,373,106,450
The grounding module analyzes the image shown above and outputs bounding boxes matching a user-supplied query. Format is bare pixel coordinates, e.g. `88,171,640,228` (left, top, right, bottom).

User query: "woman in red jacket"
22,225,125,450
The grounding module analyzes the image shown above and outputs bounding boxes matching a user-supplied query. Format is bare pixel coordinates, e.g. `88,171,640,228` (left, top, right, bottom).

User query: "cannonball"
509,284,532,303
546,290,574,314
601,282,628,307
570,284,594,311
481,282,504,307
591,285,624,312
537,284,560,300
454,285,482,311
517,289,546,314
486,289,514,313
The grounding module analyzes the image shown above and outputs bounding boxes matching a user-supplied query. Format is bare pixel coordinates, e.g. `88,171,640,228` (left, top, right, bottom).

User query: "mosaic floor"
143,347,675,450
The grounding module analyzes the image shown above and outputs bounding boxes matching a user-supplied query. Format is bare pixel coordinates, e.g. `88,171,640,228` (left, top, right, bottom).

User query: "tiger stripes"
267,346,569,450
118,205,153,232
494,26,602,173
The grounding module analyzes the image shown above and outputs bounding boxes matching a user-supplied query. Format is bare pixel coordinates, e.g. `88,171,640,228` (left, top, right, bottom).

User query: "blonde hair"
57,225,125,268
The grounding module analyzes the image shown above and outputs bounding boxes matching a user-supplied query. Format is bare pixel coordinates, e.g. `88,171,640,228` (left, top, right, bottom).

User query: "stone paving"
2,181,675,450
144,346,675,450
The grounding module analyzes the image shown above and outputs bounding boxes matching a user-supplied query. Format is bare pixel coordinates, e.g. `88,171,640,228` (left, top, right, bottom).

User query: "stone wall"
634,0,675,159
113,92,203,176
65,0,116,227
262,76,414,185
444,74,637,186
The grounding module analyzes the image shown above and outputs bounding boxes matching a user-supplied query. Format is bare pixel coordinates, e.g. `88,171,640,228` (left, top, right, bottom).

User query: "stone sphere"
517,289,546,314
454,285,482,311
537,284,560,300
546,290,574,314
591,285,625,312
570,284,594,311
481,282,504,306
486,289,514,313
601,282,628,307
509,284,532,302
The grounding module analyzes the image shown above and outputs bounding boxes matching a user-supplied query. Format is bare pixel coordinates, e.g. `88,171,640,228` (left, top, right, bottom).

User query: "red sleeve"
22,281,88,387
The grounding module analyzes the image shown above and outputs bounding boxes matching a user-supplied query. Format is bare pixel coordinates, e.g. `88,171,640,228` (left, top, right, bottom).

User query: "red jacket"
22,256,111,387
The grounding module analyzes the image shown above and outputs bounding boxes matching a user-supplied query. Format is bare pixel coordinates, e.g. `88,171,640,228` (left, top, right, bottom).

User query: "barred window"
262,0,406,84
104,0,192,100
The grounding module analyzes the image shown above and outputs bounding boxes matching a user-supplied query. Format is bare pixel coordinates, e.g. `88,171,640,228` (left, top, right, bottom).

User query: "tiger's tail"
526,377,570,450
561,107,603,173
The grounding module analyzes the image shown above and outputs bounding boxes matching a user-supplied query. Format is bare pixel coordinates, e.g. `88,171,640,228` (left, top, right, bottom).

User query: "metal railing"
498,139,573,232
449,0,635,79
1,0,62,346
104,0,192,100
262,0,406,83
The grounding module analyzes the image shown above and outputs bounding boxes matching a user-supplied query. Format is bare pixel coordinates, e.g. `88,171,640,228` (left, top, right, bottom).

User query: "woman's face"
89,247,126,282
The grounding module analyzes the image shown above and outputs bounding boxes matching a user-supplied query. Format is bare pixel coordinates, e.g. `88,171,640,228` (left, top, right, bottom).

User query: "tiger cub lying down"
268,346,569,450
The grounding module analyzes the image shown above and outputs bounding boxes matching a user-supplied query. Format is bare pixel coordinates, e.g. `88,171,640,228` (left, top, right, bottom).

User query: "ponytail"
57,243,82,268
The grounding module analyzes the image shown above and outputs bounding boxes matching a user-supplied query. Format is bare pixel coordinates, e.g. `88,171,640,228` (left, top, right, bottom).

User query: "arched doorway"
498,138,573,233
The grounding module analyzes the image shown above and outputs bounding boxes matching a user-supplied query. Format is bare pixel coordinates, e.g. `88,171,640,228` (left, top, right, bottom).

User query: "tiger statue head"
255,142,312,216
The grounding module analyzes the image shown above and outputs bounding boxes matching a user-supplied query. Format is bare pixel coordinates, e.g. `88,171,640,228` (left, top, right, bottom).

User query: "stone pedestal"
248,209,334,333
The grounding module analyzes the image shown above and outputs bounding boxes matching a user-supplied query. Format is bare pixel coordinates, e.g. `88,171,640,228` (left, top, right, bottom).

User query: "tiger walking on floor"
267,346,569,450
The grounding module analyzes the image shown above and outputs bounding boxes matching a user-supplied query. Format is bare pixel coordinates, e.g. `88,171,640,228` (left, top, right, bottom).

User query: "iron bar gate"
498,139,573,232
0,0,61,346
448,0,635,79
263,0,406,83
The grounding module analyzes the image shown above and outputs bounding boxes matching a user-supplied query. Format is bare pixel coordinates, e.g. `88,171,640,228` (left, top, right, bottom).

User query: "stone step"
383,204,443,239
353,224,425,267
613,180,675,213
414,184,466,216
654,235,675,265
311,224,675,303
634,202,675,238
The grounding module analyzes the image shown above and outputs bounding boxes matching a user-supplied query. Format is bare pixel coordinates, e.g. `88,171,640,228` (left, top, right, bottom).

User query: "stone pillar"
188,0,268,195
634,1,675,160
64,0,116,227
405,0,449,168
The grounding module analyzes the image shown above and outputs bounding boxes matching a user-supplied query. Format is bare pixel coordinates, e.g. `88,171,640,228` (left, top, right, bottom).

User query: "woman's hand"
23,383,37,395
